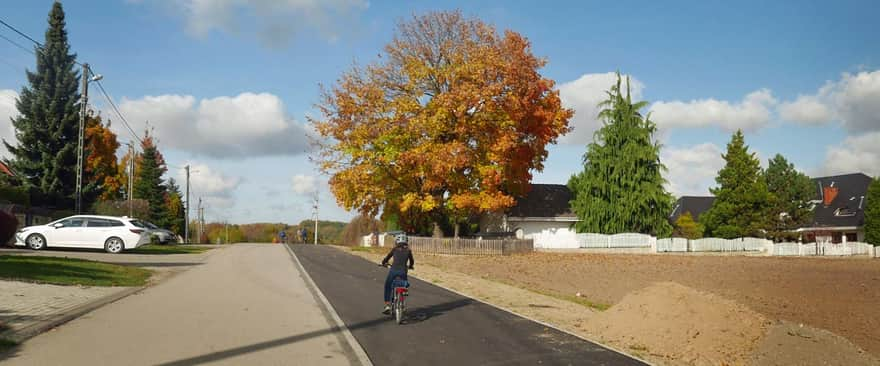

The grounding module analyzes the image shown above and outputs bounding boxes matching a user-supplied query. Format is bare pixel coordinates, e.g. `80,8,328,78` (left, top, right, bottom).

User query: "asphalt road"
290,244,645,366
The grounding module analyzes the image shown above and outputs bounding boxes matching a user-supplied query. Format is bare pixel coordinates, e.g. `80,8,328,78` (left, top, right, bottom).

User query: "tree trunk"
432,222,443,238
453,221,460,238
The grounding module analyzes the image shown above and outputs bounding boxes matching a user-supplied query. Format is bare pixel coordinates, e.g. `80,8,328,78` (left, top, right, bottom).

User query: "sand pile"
591,282,768,365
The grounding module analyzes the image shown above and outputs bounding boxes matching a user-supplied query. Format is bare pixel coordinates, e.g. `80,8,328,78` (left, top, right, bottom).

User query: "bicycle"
380,264,410,324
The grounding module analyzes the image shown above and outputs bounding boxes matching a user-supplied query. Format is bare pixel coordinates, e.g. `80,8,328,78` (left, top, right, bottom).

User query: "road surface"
1,244,361,365
291,244,645,366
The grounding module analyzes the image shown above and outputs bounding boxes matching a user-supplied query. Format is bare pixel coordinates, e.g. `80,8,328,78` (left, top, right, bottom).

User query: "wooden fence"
408,236,533,256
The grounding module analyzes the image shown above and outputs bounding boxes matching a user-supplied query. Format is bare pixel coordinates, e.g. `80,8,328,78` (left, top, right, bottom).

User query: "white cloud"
175,163,242,208
291,174,317,194
0,89,19,157
661,143,725,197
558,72,644,145
116,92,311,158
649,89,778,132
147,0,368,47
780,70,880,133
818,132,880,177
778,94,833,124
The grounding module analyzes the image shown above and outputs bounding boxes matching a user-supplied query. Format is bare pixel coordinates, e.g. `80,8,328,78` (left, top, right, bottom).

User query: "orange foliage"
85,112,123,200
312,11,572,230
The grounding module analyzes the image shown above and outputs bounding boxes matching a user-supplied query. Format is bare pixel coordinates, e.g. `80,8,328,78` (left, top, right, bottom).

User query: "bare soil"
415,252,880,359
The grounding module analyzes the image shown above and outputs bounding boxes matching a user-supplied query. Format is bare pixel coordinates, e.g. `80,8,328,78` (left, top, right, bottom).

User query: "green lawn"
0,255,152,287
128,244,210,255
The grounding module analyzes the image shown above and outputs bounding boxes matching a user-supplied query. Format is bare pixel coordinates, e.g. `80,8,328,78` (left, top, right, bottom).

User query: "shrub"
0,210,19,245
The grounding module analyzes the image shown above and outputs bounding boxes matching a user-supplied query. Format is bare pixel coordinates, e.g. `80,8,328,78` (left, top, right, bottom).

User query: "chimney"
823,186,838,206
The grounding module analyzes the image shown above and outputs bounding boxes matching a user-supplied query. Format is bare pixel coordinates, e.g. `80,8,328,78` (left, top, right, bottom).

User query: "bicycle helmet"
394,233,408,245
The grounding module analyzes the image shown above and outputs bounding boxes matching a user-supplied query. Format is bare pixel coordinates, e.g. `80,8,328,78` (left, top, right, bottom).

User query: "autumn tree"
341,214,385,246
164,178,185,234
84,112,123,202
4,2,81,208
568,74,673,236
673,212,704,239
701,130,772,238
312,11,572,236
763,154,813,240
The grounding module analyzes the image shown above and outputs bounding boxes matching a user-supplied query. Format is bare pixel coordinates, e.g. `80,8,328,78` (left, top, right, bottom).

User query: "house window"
832,232,843,244
845,233,858,242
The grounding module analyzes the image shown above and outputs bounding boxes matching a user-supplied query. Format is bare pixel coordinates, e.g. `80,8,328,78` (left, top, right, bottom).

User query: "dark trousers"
384,268,408,302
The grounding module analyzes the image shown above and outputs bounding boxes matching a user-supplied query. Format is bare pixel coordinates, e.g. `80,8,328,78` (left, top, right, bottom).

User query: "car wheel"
26,234,46,250
105,237,125,254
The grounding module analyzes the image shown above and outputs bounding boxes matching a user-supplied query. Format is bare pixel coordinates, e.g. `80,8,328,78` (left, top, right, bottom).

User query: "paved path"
0,280,123,339
1,244,360,365
291,244,645,366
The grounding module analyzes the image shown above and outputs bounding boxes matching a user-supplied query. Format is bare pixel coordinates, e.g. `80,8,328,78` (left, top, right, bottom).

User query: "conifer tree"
3,2,81,208
568,73,673,236
702,130,772,238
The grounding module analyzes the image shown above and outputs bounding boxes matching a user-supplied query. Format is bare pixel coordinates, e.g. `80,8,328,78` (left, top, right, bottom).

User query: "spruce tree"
865,177,880,246
701,130,772,238
568,73,673,236
764,154,813,239
133,133,168,225
3,2,81,208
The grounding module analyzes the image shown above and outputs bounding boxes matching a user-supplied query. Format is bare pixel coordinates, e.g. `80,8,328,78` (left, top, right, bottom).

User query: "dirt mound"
750,321,880,366
591,282,768,365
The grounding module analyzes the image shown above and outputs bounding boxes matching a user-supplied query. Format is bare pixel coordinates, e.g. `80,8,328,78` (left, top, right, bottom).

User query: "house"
669,196,715,223
480,184,580,248
797,173,872,243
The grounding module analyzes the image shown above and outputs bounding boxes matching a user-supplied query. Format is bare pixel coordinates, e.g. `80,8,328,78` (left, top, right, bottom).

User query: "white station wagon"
15,215,151,253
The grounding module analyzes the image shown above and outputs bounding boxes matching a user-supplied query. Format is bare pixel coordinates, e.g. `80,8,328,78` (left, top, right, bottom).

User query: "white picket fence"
771,242,874,256
576,233,655,248
656,238,688,252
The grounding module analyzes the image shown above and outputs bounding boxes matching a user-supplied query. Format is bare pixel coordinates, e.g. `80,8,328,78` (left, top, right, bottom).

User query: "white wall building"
481,184,580,248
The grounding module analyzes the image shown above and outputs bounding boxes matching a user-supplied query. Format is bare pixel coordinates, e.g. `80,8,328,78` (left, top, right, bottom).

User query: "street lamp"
75,63,103,214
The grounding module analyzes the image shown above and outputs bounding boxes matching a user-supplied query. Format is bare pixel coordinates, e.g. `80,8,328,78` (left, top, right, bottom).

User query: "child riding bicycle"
380,232,414,314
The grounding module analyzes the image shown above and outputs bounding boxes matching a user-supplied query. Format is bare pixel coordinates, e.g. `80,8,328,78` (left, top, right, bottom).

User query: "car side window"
58,218,85,227
86,219,110,227
108,220,124,227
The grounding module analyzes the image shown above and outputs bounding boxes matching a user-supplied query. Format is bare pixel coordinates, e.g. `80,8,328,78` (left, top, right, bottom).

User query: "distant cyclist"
381,233,414,314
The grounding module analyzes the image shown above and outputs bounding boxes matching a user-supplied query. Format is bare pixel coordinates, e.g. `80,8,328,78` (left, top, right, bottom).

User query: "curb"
1,285,145,344
283,244,374,366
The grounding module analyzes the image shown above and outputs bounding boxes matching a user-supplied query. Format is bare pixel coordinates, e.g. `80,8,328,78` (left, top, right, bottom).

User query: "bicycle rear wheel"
394,297,404,324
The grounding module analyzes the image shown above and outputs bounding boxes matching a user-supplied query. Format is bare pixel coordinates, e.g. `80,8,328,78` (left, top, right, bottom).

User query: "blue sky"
1,0,878,224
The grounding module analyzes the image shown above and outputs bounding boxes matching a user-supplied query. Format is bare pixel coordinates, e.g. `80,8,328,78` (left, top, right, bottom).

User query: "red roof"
0,161,13,177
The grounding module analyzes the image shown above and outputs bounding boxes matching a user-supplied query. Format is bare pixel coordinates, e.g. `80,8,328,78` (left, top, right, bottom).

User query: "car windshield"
144,222,159,229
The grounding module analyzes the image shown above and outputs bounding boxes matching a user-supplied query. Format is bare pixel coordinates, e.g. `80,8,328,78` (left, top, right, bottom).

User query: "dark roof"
507,184,575,218
669,196,715,223
807,173,872,228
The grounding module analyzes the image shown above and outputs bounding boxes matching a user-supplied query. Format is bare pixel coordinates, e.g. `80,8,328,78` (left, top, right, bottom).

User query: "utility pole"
75,63,89,214
312,189,319,245
184,165,190,243
75,64,101,214
197,197,203,244
127,143,134,217
225,221,229,244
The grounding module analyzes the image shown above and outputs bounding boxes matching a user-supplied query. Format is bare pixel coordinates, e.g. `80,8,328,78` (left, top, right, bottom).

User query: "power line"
0,19,42,48
92,78,143,145
0,32,36,55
